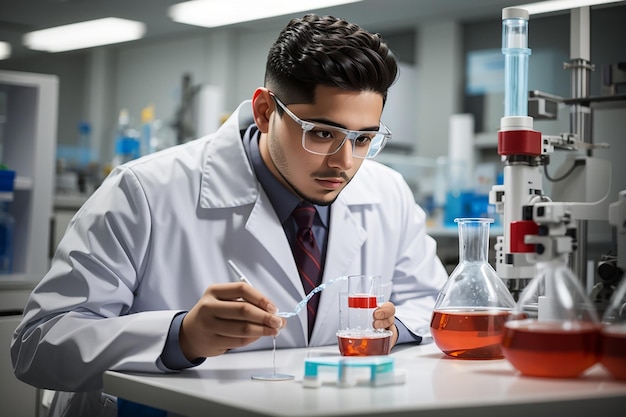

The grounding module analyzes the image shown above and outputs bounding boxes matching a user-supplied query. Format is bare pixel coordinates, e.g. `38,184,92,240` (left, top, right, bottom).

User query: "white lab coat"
11,101,448,415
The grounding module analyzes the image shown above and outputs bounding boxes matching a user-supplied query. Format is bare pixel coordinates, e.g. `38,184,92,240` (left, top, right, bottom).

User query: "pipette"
226,259,294,381
227,259,253,285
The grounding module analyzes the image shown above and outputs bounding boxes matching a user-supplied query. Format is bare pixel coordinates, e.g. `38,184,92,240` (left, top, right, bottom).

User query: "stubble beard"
268,131,352,207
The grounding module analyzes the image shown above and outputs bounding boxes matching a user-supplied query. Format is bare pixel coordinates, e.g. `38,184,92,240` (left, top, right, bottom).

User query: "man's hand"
180,282,285,361
374,301,399,348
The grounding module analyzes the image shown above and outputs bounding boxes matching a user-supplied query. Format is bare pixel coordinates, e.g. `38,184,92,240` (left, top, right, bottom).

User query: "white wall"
415,20,464,159
86,26,280,161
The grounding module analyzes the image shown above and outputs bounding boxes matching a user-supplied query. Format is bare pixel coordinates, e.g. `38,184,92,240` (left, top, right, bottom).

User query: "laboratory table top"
103,341,626,417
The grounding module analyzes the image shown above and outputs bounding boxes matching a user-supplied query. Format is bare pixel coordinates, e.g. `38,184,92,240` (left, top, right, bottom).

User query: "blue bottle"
0,169,15,274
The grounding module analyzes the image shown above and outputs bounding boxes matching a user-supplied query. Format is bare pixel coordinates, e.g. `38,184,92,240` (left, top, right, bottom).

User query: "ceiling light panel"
23,18,146,53
515,0,624,15
169,0,363,28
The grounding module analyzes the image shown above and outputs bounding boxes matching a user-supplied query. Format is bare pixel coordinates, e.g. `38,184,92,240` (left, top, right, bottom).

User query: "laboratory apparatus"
303,355,405,388
501,256,601,378
250,336,294,381
599,210,626,381
336,275,392,356
488,5,626,378
226,260,294,381
489,6,623,303
430,218,516,359
111,109,140,167
489,7,545,297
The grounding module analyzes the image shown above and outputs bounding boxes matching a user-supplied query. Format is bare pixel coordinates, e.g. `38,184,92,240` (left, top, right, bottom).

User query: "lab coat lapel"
245,193,301,293
245,193,310,339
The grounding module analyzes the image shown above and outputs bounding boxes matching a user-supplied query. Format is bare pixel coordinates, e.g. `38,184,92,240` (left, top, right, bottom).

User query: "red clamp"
510,220,539,253
498,129,542,156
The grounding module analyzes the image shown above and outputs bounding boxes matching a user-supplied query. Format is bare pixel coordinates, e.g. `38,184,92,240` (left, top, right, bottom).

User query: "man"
12,14,448,416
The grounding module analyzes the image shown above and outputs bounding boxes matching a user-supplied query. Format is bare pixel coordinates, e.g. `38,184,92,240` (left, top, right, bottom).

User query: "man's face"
259,85,384,206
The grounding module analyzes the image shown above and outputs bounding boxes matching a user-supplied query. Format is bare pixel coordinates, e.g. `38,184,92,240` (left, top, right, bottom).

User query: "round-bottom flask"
600,272,626,381
431,218,516,359
501,256,601,378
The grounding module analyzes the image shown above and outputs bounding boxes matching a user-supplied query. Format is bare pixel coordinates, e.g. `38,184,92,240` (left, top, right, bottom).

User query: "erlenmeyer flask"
600,274,626,381
501,256,601,378
431,218,516,359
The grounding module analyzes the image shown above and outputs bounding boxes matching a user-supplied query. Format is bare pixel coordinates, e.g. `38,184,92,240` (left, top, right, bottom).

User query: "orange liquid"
600,325,626,381
348,295,377,308
337,333,391,356
430,309,511,359
501,320,600,378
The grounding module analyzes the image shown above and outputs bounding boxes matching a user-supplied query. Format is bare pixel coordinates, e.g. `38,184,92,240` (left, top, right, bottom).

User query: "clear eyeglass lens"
271,93,389,159
302,127,386,158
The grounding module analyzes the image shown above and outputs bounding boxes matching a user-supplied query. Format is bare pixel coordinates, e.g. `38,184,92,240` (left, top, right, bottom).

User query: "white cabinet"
1,70,58,417
0,280,39,417
0,70,58,279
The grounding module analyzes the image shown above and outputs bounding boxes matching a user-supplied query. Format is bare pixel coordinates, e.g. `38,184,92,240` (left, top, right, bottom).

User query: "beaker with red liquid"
600,274,626,381
430,218,516,359
337,275,392,356
501,257,602,378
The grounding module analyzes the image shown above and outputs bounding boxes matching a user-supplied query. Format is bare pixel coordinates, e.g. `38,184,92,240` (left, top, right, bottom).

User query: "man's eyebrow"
307,117,380,132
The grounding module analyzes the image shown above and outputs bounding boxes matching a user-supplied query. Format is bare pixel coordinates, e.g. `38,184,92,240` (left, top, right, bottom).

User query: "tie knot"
292,202,316,231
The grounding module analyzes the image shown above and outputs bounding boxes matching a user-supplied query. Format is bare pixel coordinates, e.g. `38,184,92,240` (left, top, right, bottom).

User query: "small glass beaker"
336,275,392,356
430,218,516,359
599,274,626,381
501,256,601,378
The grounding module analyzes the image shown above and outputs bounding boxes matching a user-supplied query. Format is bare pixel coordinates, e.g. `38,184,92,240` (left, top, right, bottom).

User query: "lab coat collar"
199,101,259,209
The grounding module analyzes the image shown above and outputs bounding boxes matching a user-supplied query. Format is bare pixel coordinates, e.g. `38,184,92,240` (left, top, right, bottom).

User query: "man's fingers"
208,282,278,313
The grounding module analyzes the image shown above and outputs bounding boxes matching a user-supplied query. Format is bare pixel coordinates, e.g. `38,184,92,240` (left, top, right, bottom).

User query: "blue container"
0,169,15,274
0,169,15,192
444,190,474,228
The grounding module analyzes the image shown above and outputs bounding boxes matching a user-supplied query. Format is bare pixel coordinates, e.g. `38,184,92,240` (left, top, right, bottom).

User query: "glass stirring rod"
226,260,294,381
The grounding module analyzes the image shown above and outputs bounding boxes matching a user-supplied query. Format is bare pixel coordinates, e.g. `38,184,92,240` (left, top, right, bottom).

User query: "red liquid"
501,319,600,378
348,295,377,308
337,333,391,356
600,325,626,381
430,309,511,359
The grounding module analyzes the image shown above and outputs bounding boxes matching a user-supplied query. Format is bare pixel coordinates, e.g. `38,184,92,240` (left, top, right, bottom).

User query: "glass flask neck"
457,218,491,263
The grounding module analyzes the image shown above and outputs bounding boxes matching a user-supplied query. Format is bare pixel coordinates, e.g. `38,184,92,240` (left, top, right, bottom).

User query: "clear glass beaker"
337,275,392,356
431,218,516,359
600,275,626,381
501,256,601,378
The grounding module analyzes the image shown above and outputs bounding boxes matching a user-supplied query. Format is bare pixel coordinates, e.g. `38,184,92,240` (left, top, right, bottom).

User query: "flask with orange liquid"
501,256,601,378
430,218,516,359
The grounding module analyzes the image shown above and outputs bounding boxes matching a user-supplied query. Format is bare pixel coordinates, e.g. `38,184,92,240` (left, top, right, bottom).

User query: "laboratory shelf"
0,70,58,278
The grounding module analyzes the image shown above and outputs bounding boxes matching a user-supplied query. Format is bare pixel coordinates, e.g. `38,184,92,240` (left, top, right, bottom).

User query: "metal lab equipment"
600,277,626,381
489,6,624,304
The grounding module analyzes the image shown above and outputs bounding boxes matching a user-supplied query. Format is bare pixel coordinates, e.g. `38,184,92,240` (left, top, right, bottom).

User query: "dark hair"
264,14,398,106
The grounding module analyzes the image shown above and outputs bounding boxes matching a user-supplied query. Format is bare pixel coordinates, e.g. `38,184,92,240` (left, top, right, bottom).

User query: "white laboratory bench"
103,341,626,417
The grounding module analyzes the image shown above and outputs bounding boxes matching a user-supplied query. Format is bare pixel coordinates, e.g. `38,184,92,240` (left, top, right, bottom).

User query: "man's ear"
252,88,273,133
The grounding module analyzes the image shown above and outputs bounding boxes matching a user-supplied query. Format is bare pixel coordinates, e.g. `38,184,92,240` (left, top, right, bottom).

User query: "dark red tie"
291,202,323,341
